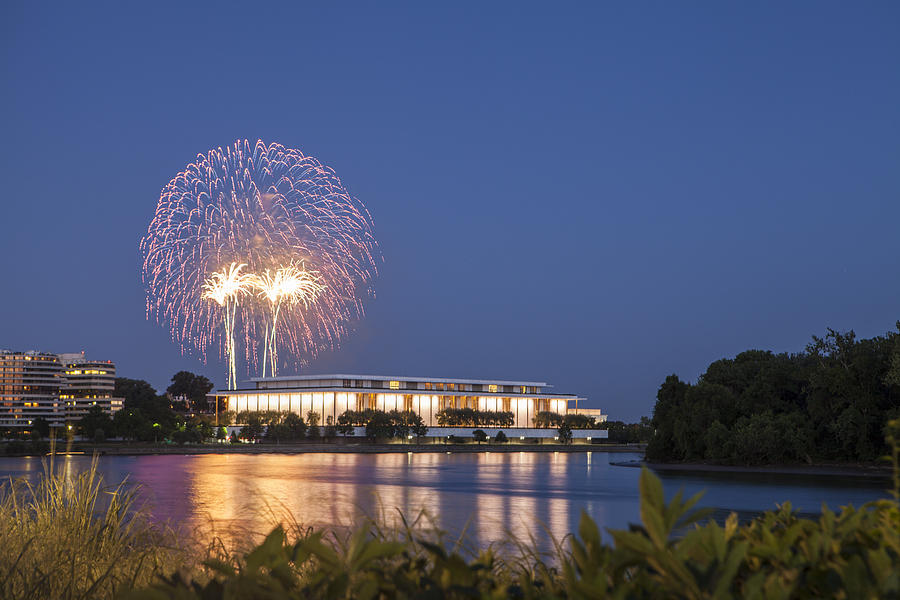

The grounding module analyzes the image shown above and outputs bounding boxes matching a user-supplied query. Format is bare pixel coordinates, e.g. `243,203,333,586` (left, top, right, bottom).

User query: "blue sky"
2,2,898,421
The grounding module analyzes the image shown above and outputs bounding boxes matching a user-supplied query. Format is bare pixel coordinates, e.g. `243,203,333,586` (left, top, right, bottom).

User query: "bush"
533,411,563,428
494,431,508,443
435,408,514,427
472,429,487,444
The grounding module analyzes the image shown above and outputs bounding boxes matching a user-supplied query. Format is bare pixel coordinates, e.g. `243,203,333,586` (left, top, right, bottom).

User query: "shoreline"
613,459,894,479
15,442,647,457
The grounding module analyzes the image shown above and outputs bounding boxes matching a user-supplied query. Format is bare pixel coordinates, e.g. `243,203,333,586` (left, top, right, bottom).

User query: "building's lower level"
223,374,605,429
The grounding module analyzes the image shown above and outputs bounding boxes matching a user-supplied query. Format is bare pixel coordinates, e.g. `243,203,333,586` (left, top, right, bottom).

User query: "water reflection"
0,452,890,553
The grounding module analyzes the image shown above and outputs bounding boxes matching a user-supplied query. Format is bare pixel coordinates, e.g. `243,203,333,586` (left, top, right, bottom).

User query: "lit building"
225,374,605,430
0,351,65,428
0,350,123,428
58,353,124,420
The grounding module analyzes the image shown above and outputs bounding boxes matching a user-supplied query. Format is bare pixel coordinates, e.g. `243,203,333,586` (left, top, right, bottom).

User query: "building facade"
0,351,65,428
225,374,603,428
0,350,123,428
58,353,123,420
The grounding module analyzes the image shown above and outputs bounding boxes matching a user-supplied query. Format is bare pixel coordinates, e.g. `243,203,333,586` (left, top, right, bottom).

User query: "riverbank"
613,459,894,479
13,441,647,457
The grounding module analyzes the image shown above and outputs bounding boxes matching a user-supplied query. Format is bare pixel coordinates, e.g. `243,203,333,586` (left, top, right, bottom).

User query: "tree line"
647,326,900,464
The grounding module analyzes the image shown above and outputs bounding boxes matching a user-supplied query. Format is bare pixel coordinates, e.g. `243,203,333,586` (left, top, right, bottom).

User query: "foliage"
533,411,563,428
166,371,214,412
78,404,114,439
113,377,181,442
114,378,159,408
472,429,487,444
241,414,265,441
494,430,508,443
335,410,427,440
264,412,308,443
0,457,183,600
564,413,597,429
435,408,514,427
557,421,572,445
306,411,321,440
30,417,50,439
648,325,900,464
601,417,654,443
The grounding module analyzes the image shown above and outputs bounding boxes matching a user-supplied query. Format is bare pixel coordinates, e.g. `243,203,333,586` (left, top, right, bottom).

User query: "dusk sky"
2,2,898,421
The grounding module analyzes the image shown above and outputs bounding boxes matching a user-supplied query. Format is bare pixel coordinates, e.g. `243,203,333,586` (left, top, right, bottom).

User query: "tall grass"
0,453,184,600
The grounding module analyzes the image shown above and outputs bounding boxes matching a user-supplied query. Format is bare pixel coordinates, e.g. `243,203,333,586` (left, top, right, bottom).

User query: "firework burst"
141,139,380,386
201,263,255,389
255,262,325,378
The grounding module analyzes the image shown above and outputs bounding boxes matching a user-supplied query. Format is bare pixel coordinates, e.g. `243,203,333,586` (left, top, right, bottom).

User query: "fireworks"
254,262,325,378
141,139,380,386
201,263,256,389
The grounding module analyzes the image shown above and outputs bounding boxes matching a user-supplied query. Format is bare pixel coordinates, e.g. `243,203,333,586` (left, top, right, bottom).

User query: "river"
0,451,890,552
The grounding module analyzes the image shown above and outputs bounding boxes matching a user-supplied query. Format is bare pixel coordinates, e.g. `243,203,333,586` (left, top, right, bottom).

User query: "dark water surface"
0,452,890,550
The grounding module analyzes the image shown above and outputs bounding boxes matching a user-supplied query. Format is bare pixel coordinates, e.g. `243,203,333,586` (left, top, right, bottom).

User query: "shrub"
435,408,514,427
533,411,563,428
472,429,487,444
494,431,508,443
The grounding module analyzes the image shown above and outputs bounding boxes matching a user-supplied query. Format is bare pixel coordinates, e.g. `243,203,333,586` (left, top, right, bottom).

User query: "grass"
0,451,184,600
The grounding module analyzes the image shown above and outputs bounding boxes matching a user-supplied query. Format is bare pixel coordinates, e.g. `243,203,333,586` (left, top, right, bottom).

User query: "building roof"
247,373,551,387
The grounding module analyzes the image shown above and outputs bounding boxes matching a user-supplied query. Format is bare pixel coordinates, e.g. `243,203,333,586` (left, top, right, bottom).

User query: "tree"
306,411,321,440
557,421,572,445
472,430,487,444
79,405,114,440
167,371,214,413
324,416,337,440
30,417,50,439
365,411,393,441
533,412,563,428
115,378,158,408
494,431,508,443
216,426,227,441
336,412,356,436
409,413,428,439
284,413,307,440
241,415,264,441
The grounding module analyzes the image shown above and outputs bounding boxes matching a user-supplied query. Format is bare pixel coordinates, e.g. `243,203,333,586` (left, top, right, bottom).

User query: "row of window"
353,380,541,393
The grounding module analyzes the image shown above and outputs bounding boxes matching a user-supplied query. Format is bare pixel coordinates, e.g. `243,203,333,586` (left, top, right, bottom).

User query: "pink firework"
141,139,380,381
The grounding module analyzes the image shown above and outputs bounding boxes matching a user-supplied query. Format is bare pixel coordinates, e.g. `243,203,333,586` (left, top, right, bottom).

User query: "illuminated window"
520,386,527,394
488,384,498,393
389,380,400,390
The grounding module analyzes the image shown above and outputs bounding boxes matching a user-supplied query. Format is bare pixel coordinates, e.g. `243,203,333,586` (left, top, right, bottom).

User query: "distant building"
224,374,606,431
569,408,607,421
0,350,123,428
58,353,123,421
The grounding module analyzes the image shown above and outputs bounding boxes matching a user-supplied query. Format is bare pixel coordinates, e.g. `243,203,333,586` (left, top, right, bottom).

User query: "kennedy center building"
225,374,600,428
